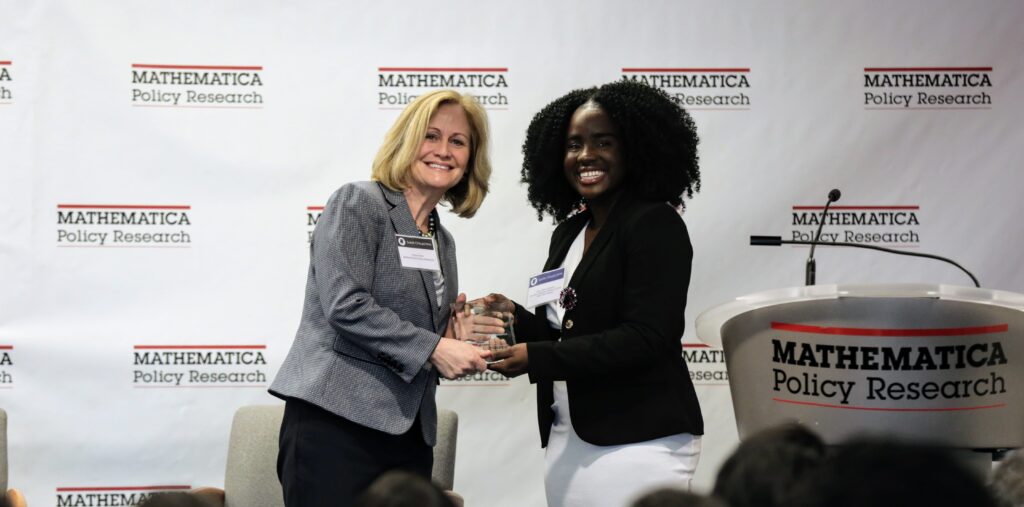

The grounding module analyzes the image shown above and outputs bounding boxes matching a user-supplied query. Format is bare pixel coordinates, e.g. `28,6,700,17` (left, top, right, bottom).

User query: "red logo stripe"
134,345,266,350
378,67,507,72
773,397,1005,412
57,204,190,210
57,485,191,492
791,205,919,210
0,61,11,65
307,206,324,211
771,321,1007,337
132,64,261,70
683,343,711,348
864,67,992,72
622,68,749,73
0,345,12,350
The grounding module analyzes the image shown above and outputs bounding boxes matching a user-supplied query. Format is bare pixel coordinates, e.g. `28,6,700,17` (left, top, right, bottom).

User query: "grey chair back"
0,408,7,493
432,409,458,491
224,405,285,507
223,405,458,507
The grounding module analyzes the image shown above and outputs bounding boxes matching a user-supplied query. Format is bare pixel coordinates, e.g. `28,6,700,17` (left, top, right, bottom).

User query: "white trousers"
543,381,702,507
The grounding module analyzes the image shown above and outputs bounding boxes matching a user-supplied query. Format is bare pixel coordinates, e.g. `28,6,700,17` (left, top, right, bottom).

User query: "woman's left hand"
444,294,466,339
488,344,528,377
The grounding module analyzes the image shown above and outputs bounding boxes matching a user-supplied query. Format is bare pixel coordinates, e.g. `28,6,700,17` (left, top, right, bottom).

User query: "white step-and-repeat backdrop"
2,1,1022,506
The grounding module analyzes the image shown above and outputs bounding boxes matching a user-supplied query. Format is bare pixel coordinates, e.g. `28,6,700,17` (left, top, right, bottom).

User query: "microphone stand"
750,236,981,288
806,192,838,285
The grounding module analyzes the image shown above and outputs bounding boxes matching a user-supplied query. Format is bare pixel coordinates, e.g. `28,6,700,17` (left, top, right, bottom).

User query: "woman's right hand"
454,311,505,343
429,338,491,379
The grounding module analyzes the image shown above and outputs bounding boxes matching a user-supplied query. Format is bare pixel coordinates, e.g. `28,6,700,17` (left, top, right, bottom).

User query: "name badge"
396,234,441,272
525,268,565,308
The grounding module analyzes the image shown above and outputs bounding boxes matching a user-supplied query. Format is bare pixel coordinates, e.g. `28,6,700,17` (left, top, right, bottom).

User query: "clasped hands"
428,293,528,379
452,293,528,378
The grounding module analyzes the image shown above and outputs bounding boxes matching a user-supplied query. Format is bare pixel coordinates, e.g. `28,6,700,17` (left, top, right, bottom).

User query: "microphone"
806,189,841,285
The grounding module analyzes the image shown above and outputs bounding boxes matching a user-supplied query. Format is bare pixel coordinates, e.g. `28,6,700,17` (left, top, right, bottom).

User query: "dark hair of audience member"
632,487,728,507
136,492,215,507
991,448,1024,507
355,470,455,507
711,422,826,507
790,437,997,507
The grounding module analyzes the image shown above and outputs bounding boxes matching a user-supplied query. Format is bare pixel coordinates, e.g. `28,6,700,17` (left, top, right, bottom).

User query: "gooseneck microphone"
806,189,841,285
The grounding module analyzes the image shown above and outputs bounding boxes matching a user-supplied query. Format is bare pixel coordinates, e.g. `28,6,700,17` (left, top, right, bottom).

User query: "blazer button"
564,319,574,330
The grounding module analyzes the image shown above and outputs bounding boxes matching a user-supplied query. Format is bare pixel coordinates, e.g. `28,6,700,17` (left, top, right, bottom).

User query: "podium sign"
696,284,1024,449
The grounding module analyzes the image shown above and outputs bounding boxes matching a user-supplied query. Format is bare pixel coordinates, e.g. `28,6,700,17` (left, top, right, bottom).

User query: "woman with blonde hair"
270,90,494,507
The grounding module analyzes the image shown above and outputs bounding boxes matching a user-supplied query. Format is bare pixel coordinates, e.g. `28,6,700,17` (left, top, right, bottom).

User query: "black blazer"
513,195,704,447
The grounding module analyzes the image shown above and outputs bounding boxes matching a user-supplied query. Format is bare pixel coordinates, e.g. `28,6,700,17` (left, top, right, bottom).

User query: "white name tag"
396,234,441,272
525,268,566,309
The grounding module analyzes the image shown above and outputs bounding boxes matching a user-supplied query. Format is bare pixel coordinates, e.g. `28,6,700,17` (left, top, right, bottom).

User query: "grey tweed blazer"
269,181,457,446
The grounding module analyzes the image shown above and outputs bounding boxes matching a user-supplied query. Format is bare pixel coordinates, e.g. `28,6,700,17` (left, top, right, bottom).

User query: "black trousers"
277,398,433,507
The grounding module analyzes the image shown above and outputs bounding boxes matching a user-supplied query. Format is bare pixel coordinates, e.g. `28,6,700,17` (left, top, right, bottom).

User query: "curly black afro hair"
521,80,701,222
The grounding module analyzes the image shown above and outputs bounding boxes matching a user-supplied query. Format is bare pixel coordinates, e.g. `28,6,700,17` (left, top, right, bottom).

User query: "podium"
695,284,1024,450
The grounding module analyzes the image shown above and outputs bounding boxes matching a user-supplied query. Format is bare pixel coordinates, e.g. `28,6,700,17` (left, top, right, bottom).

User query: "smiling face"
563,102,625,205
410,102,472,198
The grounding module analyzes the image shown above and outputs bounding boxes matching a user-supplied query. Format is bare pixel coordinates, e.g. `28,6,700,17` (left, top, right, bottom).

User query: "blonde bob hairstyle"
371,89,492,218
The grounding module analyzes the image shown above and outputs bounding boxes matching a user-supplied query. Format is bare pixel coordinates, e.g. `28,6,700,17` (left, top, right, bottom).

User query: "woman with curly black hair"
483,80,704,506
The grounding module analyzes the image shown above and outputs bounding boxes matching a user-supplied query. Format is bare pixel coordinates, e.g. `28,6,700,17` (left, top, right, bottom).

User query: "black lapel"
566,195,636,289
543,212,590,272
